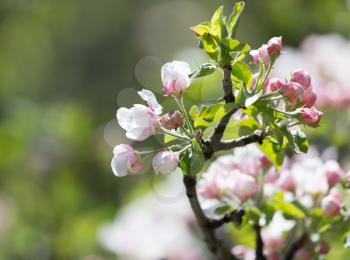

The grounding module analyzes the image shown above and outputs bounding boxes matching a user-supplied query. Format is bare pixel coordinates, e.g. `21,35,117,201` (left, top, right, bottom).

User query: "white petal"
111,155,129,177
116,107,132,130
138,89,163,115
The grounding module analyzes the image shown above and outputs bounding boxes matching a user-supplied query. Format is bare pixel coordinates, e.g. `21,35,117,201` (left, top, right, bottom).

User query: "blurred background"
0,0,350,259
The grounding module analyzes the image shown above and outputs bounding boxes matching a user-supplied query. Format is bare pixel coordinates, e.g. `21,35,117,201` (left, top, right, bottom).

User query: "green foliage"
259,139,284,170
267,193,305,219
189,63,217,79
180,140,205,175
190,2,250,65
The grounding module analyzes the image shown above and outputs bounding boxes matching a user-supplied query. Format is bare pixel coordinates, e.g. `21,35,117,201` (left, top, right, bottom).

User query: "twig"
209,209,245,229
283,233,308,260
222,65,235,103
254,225,266,260
183,175,236,260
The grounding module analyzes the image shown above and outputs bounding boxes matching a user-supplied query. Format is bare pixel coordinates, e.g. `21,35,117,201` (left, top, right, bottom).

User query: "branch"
254,225,266,260
183,175,237,260
213,132,264,152
222,65,235,103
283,233,308,260
209,209,245,229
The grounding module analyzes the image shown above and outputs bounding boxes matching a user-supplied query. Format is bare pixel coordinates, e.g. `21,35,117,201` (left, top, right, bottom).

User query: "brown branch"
183,175,237,260
283,233,308,260
209,209,245,229
213,132,264,153
222,65,235,103
254,225,266,260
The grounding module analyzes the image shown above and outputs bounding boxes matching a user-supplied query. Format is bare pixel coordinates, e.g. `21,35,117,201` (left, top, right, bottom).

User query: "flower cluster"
223,147,348,259
197,145,268,209
272,34,350,108
108,3,333,259
112,60,194,177
249,38,323,128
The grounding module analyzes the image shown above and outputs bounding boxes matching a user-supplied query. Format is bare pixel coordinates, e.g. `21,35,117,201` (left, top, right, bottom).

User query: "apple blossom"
161,60,191,96
266,77,285,92
152,151,179,175
282,82,304,107
291,69,311,89
250,44,270,64
267,36,283,57
323,160,343,187
197,161,258,202
111,144,143,177
321,188,342,218
298,107,323,127
262,212,295,251
117,89,162,141
303,88,317,107
160,111,183,130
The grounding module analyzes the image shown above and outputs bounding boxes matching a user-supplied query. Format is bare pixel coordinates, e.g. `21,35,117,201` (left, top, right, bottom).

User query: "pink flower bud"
303,88,317,107
321,188,342,218
324,161,343,187
250,45,269,64
260,155,272,168
291,69,311,89
111,144,144,177
160,111,183,130
267,36,283,57
266,77,285,92
317,241,330,255
299,107,323,128
152,151,179,175
277,171,295,191
161,60,191,96
283,82,304,107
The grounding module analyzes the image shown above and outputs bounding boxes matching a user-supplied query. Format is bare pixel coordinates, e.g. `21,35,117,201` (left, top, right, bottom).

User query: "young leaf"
259,139,284,170
201,33,220,61
189,63,217,79
286,130,309,154
190,22,215,37
211,6,227,40
228,2,245,38
268,196,305,219
232,61,253,87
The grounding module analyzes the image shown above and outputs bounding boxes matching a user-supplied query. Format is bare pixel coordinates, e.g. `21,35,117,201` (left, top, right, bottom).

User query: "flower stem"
175,97,195,134
160,127,191,141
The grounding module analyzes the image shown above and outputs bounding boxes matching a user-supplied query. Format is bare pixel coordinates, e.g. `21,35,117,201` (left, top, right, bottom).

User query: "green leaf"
190,140,205,175
259,139,284,170
234,83,248,108
268,195,305,219
228,2,245,38
287,130,309,154
190,22,215,37
189,63,217,79
232,61,253,87
245,93,261,107
164,134,177,143
190,103,227,128
224,37,240,50
201,33,220,61
211,6,227,40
